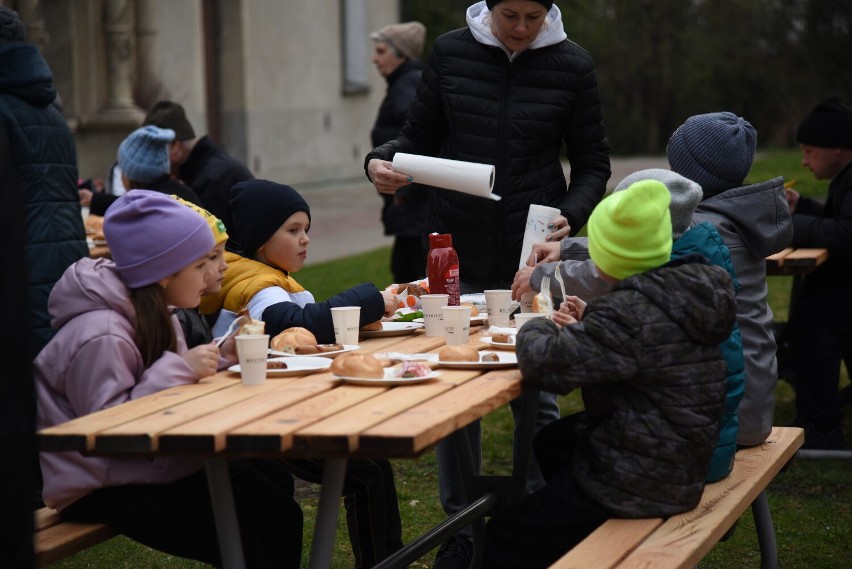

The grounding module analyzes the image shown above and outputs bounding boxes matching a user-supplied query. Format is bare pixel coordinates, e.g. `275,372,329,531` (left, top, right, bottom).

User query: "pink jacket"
36,258,205,511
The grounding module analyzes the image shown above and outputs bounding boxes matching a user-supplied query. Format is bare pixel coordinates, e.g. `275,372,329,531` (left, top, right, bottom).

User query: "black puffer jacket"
366,23,610,284
0,42,87,356
516,258,736,517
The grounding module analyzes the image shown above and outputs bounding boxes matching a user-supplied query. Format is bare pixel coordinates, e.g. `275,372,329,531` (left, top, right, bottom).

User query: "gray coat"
516,259,736,517
692,176,793,446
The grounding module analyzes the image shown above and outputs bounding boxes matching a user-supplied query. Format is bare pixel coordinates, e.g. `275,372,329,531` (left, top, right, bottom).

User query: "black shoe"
791,418,846,450
433,536,473,569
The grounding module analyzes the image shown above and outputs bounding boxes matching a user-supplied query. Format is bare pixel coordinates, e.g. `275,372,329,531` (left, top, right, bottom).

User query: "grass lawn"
46,149,851,568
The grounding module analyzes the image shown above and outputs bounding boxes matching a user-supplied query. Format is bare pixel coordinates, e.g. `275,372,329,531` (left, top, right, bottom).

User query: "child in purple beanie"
34,190,303,568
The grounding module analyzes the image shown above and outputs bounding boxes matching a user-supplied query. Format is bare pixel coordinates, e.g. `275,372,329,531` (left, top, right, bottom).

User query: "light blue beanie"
117,125,175,184
666,112,757,199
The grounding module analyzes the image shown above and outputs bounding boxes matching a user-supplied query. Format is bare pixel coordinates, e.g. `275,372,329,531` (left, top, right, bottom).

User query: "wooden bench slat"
548,518,664,569
34,508,115,568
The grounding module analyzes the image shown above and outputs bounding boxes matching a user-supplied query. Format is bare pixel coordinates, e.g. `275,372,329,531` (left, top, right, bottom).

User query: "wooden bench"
34,507,115,568
549,426,803,569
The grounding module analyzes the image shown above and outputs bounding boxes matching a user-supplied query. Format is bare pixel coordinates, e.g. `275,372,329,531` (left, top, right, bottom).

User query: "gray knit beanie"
666,112,757,199
0,6,26,46
117,126,175,184
614,169,702,239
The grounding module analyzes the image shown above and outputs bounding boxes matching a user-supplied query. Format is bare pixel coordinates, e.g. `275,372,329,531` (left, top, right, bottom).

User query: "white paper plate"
373,352,440,363
437,351,518,369
335,369,441,386
480,336,516,351
359,321,424,338
413,315,487,326
268,344,359,358
228,356,331,376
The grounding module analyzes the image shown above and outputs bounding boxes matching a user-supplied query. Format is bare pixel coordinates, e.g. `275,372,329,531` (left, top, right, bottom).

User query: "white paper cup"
235,334,270,385
443,306,472,345
331,306,361,345
80,206,90,222
519,291,535,313
513,312,546,331
421,294,449,336
484,289,513,327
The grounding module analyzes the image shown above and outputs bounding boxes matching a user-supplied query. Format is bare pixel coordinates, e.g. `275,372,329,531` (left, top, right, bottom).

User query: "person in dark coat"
0,6,88,358
370,21,430,283
143,100,254,230
484,180,736,569
783,96,852,449
364,2,611,565
82,125,204,216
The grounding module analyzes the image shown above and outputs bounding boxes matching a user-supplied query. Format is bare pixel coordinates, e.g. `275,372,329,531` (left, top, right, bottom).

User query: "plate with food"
436,346,518,369
269,344,358,358
228,356,331,377
359,321,424,338
330,354,440,385
480,333,516,351
413,314,487,326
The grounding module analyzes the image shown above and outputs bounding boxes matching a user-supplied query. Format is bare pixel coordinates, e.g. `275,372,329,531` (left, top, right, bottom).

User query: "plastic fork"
554,261,568,301
215,309,250,347
536,276,554,315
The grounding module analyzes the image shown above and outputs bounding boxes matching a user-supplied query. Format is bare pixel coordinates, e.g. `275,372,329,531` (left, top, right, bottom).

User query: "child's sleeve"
262,283,385,343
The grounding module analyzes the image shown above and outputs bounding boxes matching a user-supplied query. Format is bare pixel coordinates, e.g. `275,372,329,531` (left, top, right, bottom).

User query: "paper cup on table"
331,306,361,345
421,294,449,336
392,153,500,201
484,289,513,327
443,305,472,345
518,204,563,269
235,334,270,385
513,312,546,331
519,291,535,313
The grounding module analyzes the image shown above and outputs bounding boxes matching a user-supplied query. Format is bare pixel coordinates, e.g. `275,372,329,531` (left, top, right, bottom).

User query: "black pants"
788,281,852,431
484,414,611,569
284,458,403,568
62,459,302,569
390,235,426,284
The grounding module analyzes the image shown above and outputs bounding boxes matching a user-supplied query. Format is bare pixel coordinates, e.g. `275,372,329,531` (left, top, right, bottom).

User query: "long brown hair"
130,284,176,367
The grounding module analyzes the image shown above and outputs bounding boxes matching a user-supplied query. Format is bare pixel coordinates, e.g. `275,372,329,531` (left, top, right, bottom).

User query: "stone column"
17,0,48,54
98,0,144,121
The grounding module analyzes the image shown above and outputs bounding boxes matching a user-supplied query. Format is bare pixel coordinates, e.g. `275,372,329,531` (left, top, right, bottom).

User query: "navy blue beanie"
666,112,757,199
796,96,852,149
0,7,25,46
486,0,553,10
227,180,311,257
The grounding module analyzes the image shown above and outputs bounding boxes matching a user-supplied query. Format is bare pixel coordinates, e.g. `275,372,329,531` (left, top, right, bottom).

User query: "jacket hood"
467,0,567,58
620,259,735,347
692,176,793,258
0,42,57,107
48,258,135,329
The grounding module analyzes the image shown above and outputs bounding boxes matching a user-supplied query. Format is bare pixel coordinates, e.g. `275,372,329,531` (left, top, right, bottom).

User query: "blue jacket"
673,222,745,482
0,42,87,356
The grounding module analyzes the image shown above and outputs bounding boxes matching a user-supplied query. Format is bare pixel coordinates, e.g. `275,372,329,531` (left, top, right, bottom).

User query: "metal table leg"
205,459,246,569
308,458,347,569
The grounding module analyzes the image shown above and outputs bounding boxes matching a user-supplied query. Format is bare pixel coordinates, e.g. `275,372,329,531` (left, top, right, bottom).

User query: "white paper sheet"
392,153,500,201
518,204,562,268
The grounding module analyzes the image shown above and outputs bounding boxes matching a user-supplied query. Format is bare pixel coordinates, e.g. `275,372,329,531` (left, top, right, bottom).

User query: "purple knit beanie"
486,0,553,10
104,190,215,288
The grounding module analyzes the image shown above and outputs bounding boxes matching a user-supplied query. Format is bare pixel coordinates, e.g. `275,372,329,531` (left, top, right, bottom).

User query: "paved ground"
302,156,669,264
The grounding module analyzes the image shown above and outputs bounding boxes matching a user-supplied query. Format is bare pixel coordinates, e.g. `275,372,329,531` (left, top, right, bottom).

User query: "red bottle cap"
429,233,452,249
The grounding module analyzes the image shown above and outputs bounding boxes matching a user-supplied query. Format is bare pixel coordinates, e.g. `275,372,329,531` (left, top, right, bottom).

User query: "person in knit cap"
370,21,429,283
484,180,736,568
779,95,852,449
667,111,793,449
512,168,745,483
82,125,203,216
364,4,611,563
171,197,230,348
33,190,303,568
143,100,253,229
210,178,403,568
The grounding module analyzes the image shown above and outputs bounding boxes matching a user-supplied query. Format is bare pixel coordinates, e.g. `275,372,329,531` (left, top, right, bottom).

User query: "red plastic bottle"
427,233,460,306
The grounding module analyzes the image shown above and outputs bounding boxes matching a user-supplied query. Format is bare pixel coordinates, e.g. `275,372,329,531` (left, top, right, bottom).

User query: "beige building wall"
28,0,402,187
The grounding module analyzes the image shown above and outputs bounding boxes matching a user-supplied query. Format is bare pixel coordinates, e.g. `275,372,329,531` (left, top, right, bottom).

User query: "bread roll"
330,353,385,378
531,292,553,315
439,345,479,362
238,318,265,336
491,332,514,344
360,320,383,332
270,327,318,354
481,352,500,362
461,302,479,316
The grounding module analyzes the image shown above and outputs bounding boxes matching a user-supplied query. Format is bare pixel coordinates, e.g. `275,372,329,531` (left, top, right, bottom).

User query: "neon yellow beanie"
588,180,672,280
171,196,228,246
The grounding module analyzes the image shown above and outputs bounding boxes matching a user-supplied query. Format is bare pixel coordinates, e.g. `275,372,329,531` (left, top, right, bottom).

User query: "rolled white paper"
392,153,500,201
519,204,562,268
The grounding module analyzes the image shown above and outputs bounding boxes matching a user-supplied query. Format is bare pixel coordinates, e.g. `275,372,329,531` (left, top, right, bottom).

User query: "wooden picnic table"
765,247,828,276
37,325,531,569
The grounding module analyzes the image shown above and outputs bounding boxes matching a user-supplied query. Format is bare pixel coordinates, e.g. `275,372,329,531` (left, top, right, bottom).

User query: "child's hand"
785,188,800,213
218,334,238,364
551,309,577,327
381,291,398,317
183,344,220,378
551,296,586,327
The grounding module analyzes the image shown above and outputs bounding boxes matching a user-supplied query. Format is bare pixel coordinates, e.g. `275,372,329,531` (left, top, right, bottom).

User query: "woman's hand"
529,242,561,264
183,344,220,378
381,291,398,317
511,266,535,301
546,215,571,242
79,189,93,206
368,159,413,195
